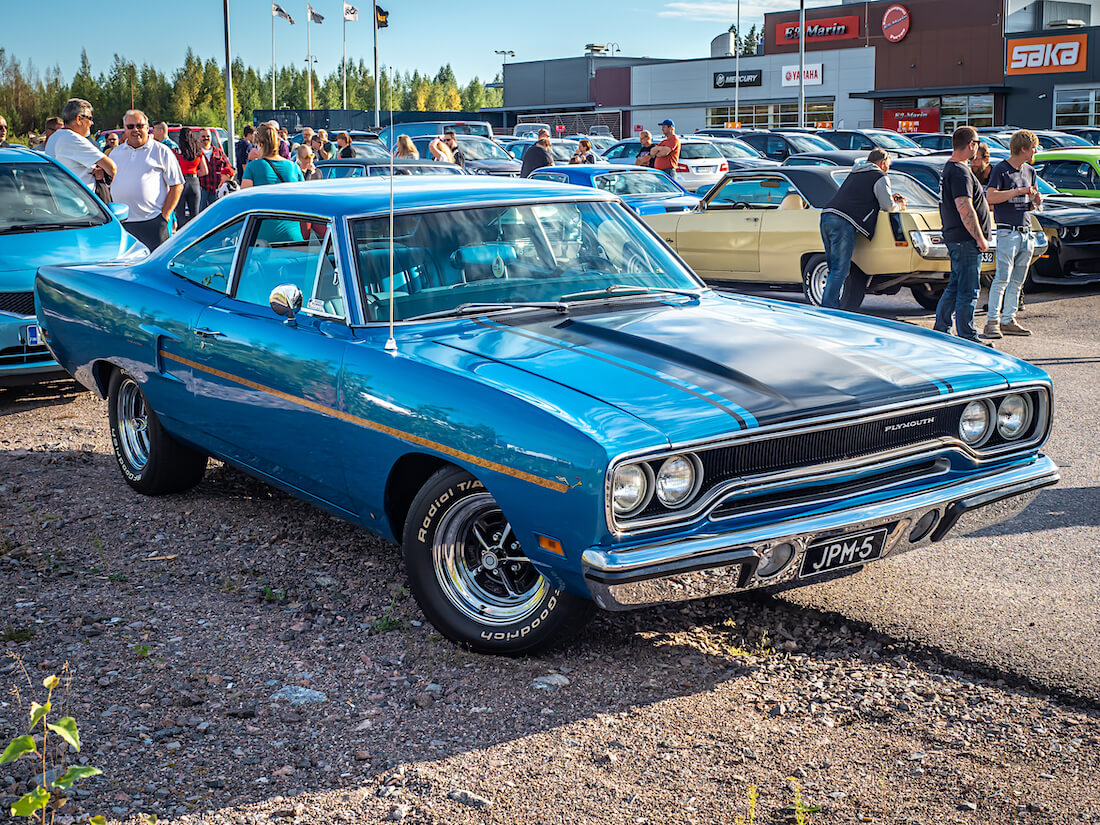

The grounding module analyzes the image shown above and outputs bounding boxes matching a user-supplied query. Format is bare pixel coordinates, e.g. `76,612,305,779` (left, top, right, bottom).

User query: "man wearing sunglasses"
110,110,183,251
0,116,12,148
45,98,116,188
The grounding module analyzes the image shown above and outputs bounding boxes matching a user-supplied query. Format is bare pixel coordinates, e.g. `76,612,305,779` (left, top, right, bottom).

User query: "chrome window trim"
227,210,334,299
604,382,1052,536
166,214,250,295
298,226,351,324
701,171,808,210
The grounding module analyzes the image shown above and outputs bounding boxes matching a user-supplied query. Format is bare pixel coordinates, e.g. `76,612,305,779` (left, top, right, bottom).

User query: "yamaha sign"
714,70,762,89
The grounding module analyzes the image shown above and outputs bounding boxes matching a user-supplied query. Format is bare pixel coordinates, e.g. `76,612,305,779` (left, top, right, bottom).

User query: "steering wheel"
731,201,752,210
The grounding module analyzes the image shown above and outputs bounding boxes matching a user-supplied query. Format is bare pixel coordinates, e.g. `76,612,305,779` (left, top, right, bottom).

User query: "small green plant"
1,627,36,643
1,658,103,823
133,644,151,659
107,573,129,583
733,784,758,825
785,778,821,825
371,593,404,633
262,586,286,604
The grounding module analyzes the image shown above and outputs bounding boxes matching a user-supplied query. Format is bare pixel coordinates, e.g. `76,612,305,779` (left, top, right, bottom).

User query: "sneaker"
980,321,1002,339
1001,320,1032,336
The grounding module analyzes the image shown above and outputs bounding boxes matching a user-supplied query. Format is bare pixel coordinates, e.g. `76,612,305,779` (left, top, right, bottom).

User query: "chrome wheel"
807,260,829,306
433,493,549,625
116,378,150,472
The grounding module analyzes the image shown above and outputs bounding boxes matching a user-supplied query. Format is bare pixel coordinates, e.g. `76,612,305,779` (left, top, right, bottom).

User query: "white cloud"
658,0,834,23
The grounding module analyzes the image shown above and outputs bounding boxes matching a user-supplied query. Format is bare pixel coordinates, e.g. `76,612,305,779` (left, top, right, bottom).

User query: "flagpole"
307,5,313,111
343,8,348,111
271,10,276,109
373,2,380,129
224,0,235,171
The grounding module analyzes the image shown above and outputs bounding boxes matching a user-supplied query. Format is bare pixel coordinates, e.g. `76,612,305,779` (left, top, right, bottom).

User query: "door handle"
193,328,224,338
747,217,760,222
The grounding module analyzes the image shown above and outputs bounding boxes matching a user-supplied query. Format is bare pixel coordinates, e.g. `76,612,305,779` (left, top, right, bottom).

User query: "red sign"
882,4,910,43
555,124,566,133
776,15,860,43
635,124,643,131
883,107,939,133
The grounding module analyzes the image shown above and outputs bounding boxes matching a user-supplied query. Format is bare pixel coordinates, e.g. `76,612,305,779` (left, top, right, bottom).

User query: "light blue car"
36,177,1058,654
1,147,146,385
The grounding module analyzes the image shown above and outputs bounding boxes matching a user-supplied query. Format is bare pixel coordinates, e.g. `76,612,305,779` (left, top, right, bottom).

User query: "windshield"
352,142,391,160
869,132,921,149
0,162,110,233
709,139,761,159
830,168,940,209
550,141,580,162
352,200,701,322
1036,175,1058,194
1051,133,1093,147
785,134,838,153
594,171,683,196
457,137,512,161
679,142,724,160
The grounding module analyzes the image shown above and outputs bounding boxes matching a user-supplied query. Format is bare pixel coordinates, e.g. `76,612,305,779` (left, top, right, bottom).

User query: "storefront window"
917,97,941,109
1054,88,1100,126
707,102,834,129
937,94,994,131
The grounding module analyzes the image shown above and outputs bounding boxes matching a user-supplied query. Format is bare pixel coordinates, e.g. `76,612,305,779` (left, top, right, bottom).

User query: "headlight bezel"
997,393,1033,439
611,461,654,518
959,399,994,447
654,453,703,508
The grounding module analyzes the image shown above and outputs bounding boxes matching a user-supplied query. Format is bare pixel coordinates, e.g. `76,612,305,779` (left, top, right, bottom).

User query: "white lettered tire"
402,467,594,655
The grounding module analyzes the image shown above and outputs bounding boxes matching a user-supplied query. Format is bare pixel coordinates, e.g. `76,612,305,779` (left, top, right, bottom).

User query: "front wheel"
802,254,866,310
402,467,594,655
107,370,207,495
910,282,945,311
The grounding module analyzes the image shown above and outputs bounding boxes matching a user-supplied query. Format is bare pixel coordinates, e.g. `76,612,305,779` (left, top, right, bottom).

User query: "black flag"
375,5,389,27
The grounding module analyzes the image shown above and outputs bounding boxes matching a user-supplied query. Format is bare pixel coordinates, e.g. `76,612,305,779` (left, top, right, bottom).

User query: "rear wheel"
402,467,594,655
107,370,207,495
802,254,865,310
910,282,945,311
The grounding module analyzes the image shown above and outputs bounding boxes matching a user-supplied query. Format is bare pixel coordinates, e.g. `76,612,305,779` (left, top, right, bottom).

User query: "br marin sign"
714,70,763,89
777,15,860,43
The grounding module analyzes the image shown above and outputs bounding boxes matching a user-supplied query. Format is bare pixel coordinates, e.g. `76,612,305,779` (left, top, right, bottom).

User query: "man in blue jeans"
934,126,993,345
818,148,906,308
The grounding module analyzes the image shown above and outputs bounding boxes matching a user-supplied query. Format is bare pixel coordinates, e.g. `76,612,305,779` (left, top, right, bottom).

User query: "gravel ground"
2,296,1100,824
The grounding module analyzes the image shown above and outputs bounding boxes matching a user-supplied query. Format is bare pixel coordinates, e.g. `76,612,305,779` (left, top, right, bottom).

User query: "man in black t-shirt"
934,126,993,345
982,129,1041,339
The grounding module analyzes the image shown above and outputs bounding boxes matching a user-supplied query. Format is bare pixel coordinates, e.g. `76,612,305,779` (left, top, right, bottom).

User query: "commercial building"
494,0,1100,136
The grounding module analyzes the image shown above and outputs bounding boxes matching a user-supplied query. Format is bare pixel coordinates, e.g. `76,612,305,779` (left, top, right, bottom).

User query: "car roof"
1034,147,1100,156
194,177,614,221
0,146,51,163
315,158,451,167
722,166,839,205
532,163,669,174
787,150,866,163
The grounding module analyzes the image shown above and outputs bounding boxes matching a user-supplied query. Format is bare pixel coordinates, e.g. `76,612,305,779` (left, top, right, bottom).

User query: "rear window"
679,142,724,160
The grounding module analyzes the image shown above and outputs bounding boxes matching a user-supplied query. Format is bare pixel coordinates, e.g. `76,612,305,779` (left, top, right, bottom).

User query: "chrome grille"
0,292,35,316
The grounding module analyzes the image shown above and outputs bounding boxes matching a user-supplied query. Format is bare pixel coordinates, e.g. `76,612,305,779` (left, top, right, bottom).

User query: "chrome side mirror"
269,283,303,325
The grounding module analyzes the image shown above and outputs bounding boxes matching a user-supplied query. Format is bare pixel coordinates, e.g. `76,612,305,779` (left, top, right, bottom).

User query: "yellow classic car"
643,167,1046,310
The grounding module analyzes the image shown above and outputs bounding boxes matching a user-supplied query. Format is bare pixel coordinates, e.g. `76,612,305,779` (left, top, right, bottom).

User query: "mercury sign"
781,64,823,86
714,70,762,89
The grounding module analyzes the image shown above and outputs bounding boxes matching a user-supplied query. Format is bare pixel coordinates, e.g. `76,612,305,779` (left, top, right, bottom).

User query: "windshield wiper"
405,301,567,321
557,284,703,303
0,220,101,234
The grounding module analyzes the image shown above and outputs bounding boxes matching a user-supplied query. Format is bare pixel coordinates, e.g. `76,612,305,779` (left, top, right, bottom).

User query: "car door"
186,214,359,515
669,176,784,277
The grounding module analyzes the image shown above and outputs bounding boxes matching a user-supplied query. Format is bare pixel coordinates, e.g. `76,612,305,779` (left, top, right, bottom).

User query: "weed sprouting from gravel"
1,627,36,643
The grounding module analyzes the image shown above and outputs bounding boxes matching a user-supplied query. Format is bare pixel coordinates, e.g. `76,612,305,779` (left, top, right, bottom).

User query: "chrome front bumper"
582,456,1059,610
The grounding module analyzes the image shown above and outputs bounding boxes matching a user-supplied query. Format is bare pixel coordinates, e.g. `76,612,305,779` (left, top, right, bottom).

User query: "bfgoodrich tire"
107,370,207,495
802,253,866,310
402,467,594,655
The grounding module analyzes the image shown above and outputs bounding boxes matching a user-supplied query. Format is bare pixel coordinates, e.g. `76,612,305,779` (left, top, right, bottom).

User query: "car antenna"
384,64,397,353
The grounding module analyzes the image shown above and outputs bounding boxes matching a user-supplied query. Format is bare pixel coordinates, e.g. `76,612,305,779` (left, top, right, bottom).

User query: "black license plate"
800,527,888,578
981,251,994,264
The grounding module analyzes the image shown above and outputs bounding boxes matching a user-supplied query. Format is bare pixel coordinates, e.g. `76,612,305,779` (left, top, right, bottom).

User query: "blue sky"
4,0,832,86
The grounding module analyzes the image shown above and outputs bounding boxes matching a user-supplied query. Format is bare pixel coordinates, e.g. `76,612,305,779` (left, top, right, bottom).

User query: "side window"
233,216,330,309
855,135,874,150
167,218,246,292
709,177,794,207
531,172,570,183
765,136,790,159
304,233,346,321
825,133,847,149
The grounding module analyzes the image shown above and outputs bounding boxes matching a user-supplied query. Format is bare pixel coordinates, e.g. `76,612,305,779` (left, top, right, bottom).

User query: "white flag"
272,2,294,23
308,3,324,23
344,2,359,21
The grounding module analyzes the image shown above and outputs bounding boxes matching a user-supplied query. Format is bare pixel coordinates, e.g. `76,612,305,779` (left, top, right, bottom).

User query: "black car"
817,129,929,157
909,133,954,151
410,135,521,177
1057,127,1100,146
315,158,466,178
886,156,1100,287
734,130,839,161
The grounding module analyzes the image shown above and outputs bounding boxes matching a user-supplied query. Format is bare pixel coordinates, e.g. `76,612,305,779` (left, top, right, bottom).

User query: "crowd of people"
819,126,1042,346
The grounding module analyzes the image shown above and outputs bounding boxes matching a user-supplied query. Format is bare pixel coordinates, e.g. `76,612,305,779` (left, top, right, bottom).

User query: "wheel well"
384,453,454,542
90,360,116,399
800,252,865,279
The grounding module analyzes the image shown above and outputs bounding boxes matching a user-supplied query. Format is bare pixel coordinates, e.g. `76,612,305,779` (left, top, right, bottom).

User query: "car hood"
467,158,522,173
728,157,778,169
1034,205,1100,226
0,221,133,287
622,193,700,215
436,293,1022,444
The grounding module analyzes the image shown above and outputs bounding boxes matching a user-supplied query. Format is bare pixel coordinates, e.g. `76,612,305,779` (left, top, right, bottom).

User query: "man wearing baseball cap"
650,119,681,178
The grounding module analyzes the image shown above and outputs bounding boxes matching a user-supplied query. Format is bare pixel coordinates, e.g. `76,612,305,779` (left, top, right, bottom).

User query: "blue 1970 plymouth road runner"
35,177,1059,654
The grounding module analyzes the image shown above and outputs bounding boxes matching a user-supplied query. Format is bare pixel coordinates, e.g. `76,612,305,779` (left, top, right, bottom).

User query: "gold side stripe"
160,350,571,493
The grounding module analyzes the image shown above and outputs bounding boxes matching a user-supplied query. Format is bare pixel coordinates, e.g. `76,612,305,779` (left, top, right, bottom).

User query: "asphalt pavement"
735,280,1100,704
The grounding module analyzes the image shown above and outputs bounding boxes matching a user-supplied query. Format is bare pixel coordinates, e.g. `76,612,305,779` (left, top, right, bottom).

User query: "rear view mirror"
269,283,303,325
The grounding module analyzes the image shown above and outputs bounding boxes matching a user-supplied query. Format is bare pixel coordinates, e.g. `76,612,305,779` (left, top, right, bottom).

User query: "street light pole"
798,0,806,129
494,49,514,111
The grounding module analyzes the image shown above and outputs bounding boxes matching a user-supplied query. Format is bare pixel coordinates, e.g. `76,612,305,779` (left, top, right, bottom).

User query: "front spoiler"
581,455,1059,610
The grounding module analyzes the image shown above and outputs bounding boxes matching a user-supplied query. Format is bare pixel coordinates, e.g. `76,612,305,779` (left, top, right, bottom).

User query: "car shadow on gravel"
0,377,86,415
3,456,1095,822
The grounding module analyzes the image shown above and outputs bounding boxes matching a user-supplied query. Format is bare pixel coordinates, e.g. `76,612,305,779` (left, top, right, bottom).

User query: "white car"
603,137,728,192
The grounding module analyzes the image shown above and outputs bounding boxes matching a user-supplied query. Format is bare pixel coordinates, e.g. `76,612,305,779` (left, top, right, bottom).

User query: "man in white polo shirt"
45,98,116,188
111,109,183,251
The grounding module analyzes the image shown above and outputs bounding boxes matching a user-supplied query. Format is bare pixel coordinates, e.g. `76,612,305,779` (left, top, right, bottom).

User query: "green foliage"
262,585,286,604
133,643,151,658
107,572,128,582
2,660,102,822
0,47,498,135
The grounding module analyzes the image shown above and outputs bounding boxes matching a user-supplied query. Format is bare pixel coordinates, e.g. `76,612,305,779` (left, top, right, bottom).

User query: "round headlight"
959,400,991,445
997,394,1032,439
612,463,650,516
655,455,698,507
